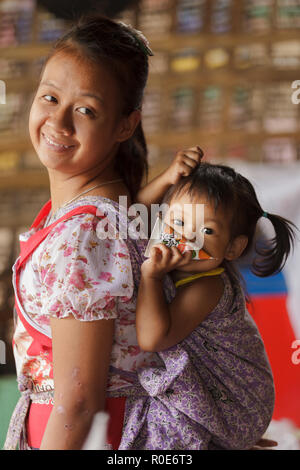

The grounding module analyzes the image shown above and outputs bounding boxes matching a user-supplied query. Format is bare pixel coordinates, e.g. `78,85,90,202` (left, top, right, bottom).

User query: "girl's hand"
141,243,193,280
162,146,204,186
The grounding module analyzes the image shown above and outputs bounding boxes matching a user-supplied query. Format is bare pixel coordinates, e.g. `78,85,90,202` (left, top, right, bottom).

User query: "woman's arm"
40,316,114,450
136,146,203,208
136,245,224,352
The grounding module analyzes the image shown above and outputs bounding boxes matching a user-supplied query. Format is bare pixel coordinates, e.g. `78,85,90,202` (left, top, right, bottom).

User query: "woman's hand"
141,243,193,280
161,146,204,186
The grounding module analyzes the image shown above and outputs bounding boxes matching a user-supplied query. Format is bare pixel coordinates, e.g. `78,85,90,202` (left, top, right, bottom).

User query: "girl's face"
163,191,246,273
29,50,134,175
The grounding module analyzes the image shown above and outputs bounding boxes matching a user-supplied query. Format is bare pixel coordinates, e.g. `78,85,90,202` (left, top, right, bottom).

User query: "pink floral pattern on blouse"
14,196,163,392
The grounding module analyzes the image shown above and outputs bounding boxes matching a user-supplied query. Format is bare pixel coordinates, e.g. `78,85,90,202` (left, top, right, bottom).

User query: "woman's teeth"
43,134,72,149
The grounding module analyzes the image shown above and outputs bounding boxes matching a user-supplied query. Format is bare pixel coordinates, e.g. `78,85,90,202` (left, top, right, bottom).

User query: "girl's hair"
42,14,149,201
163,162,297,277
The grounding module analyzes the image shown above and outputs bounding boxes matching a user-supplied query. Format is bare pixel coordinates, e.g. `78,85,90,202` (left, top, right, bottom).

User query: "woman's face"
29,50,131,175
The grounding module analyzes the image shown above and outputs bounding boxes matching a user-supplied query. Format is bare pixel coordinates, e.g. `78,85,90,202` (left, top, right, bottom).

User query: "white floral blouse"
13,195,163,395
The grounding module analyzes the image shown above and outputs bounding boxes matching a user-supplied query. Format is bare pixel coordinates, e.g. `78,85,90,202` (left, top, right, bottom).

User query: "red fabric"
248,295,300,427
26,397,126,449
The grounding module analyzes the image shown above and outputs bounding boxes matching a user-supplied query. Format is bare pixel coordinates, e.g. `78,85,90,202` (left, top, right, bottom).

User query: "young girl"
134,162,296,450
3,14,202,451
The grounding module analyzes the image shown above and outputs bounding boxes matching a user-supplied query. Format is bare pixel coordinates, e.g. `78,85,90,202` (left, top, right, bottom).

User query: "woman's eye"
202,227,214,235
77,107,94,117
173,219,184,226
43,95,57,103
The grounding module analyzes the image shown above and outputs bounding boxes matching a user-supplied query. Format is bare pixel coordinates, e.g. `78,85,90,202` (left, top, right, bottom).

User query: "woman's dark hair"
42,14,149,201
163,162,297,277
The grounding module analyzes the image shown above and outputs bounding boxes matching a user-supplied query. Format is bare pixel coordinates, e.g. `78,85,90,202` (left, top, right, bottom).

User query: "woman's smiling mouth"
42,132,76,152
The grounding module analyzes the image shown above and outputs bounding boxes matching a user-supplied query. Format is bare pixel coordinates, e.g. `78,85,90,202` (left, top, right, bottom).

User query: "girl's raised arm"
40,316,114,450
136,146,203,207
136,245,223,352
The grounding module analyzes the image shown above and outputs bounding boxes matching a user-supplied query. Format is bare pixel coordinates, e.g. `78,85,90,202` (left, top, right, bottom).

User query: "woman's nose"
47,106,74,135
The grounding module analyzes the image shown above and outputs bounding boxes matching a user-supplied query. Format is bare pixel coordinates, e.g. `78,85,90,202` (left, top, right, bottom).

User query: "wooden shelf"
149,31,300,51
0,43,51,60
147,130,300,149
1,29,300,59
0,170,49,189
148,69,300,89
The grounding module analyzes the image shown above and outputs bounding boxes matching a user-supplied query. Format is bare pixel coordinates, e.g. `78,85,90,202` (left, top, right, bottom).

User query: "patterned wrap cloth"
118,269,275,450
4,198,274,450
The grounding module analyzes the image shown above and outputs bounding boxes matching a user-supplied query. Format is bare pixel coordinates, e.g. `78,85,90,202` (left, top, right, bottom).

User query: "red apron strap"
30,199,52,230
14,202,105,347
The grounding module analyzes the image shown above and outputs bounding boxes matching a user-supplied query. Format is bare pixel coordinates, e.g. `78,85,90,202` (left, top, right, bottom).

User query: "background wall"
0,0,300,449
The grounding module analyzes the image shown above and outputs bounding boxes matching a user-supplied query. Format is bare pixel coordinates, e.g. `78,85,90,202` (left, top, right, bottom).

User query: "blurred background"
0,0,300,449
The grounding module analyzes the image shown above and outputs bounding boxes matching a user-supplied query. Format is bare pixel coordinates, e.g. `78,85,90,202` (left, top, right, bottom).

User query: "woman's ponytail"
115,121,149,202
252,212,297,277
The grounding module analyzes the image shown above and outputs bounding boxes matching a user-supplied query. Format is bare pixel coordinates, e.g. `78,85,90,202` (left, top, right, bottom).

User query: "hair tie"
262,211,269,219
118,22,154,56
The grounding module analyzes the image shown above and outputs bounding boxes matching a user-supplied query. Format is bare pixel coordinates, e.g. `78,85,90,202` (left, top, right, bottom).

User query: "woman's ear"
116,109,141,143
225,235,248,261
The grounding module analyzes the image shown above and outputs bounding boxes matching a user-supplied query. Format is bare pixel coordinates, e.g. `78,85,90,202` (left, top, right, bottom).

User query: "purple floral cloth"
117,269,275,450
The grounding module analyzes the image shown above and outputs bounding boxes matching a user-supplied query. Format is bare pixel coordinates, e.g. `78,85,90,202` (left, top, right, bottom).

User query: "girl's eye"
202,227,214,235
77,107,94,117
173,219,184,226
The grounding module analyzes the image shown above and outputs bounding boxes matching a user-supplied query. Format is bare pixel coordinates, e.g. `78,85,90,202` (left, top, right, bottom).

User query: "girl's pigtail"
252,212,297,277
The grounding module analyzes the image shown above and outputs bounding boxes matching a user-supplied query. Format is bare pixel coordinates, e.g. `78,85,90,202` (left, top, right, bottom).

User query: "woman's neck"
47,167,124,213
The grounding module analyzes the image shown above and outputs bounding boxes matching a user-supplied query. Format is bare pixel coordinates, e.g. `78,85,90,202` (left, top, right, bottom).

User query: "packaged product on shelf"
263,138,297,163
201,144,222,162
0,92,24,135
234,43,268,69
138,0,173,36
243,0,274,32
176,0,207,33
142,88,163,134
0,58,30,79
149,51,169,75
0,0,35,47
271,41,300,69
229,85,263,132
170,48,200,73
204,47,230,69
0,227,14,275
211,0,233,34
147,144,161,168
0,151,20,172
198,86,223,133
276,0,300,29
115,8,137,27
30,57,47,78
263,82,299,133
36,10,68,43
226,143,252,161
168,86,196,131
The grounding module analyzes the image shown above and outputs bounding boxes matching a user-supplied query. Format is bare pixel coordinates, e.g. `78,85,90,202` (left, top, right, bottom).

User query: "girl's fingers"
254,438,278,448
175,249,193,266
